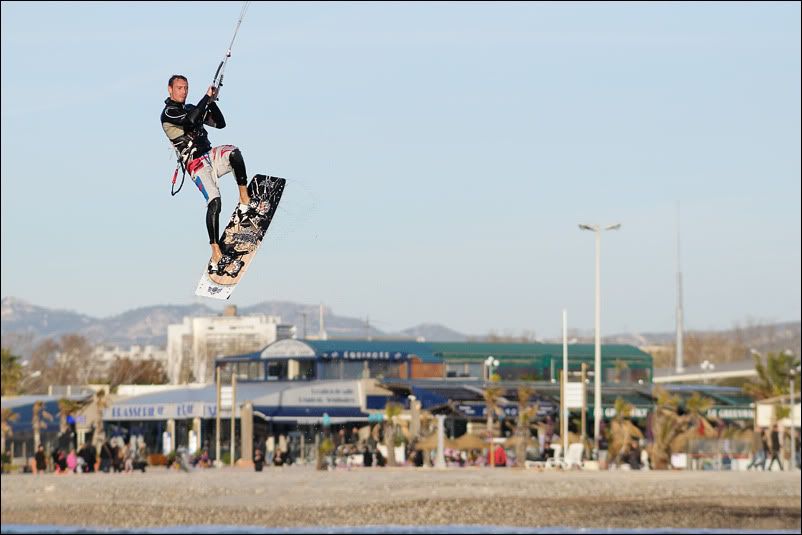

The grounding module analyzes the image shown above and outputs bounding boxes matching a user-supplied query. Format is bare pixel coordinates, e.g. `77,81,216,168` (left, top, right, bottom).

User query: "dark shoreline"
3,496,800,530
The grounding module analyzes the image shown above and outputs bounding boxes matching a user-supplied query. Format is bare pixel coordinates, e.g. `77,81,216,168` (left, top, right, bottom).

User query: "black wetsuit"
161,95,226,164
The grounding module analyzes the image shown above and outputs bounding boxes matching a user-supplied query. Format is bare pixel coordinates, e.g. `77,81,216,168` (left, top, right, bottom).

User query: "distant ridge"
0,296,469,351
2,297,798,361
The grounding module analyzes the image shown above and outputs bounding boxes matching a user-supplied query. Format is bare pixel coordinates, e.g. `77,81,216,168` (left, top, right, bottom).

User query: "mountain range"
1,297,799,360
0,297,469,352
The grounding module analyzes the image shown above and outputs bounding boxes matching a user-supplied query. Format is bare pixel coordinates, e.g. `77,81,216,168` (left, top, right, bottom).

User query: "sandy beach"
1,467,800,530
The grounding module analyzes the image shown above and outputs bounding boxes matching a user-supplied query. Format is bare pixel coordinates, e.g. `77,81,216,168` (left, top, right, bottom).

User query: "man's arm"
204,100,226,129
162,94,211,128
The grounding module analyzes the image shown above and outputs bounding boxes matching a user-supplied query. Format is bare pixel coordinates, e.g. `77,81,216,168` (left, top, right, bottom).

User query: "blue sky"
1,1,800,338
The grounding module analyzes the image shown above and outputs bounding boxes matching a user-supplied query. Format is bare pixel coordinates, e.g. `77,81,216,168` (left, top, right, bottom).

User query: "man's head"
168,74,189,103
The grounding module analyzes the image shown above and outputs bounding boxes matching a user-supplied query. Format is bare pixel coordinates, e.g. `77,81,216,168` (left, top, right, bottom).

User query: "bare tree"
106,358,168,389
25,334,96,392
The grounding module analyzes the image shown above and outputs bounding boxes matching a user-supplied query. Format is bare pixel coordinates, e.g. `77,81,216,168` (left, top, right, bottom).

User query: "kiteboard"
195,174,285,300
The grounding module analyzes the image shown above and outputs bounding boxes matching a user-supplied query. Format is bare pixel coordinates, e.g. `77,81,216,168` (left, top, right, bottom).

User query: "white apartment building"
166,306,296,384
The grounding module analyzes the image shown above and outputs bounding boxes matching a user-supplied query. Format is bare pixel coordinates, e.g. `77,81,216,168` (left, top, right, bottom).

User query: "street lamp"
579,222,621,457
701,360,715,384
485,356,500,382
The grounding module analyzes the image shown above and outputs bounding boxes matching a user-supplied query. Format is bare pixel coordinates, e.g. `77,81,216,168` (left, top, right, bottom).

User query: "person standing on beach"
34,445,47,474
747,428,767,470
253,449,265,472
100,440,113,473
67,448,78,473
767,424,784,471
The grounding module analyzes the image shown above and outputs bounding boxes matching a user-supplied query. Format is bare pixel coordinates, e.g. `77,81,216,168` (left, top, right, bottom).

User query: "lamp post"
579,222,621,457
700,360,715,385
485,356,499,382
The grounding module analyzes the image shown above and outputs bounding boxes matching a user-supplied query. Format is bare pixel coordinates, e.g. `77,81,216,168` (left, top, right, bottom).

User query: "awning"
1,394,91,434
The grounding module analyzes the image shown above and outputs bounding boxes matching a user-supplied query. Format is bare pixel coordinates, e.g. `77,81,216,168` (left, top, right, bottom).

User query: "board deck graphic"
195,174,285,300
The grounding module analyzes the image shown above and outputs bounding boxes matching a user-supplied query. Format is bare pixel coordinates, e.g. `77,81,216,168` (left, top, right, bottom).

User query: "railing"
685,438,751,470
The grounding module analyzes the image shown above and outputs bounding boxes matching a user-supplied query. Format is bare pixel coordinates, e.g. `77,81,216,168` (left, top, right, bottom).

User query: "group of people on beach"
24,435,148,475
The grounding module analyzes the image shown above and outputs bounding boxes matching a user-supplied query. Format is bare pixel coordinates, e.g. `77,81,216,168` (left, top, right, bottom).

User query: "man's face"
168,79,189,104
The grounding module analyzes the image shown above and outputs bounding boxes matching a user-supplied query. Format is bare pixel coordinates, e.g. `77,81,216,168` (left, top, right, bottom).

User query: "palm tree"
514,385,538,467
383,401,404,466
744,351,800,400
1,408,19,457
32,401,54,450
1,349,24,396
483,385,504,467
57,398,86,434
649,386,688,469
92,390,109,447
670,392,717,454
607,397,643,464
685,392,714,428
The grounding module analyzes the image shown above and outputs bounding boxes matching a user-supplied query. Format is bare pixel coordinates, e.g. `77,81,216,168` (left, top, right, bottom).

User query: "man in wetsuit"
160,74,259,274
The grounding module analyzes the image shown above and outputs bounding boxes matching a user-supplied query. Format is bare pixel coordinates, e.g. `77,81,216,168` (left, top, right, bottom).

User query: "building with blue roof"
2,337,757,466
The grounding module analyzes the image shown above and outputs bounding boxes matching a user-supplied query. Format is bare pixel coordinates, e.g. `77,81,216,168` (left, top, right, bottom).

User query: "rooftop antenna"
675,201,685,373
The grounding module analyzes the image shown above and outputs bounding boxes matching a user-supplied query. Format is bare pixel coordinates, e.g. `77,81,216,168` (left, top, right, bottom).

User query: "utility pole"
675,201,685,373
230,373,237,467
581,362,588,444
562,309,569,459
215,367,221,466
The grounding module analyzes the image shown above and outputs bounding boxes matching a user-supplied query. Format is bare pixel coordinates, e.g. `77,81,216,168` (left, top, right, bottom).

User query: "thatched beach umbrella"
456,433,488,451
503,434,536,450
414,433,457,451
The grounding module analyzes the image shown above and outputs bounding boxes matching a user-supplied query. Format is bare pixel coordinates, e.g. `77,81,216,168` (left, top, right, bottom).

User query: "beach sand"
1,467,800,530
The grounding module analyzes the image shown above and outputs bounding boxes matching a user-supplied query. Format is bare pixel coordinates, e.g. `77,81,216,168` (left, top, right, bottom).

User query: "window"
219,363,234,383
465,363,483,378
237,362,250,380
266,361,287,381
342,361,364,380
368,361,403,379
248,362,263,381
318,361,341,380
297,360,316,380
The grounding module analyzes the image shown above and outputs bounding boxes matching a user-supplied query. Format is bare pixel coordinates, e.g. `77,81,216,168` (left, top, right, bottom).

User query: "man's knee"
229,148,247,186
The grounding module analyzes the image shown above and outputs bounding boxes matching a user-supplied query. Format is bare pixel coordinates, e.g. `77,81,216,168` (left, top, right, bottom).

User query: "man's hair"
168,74,188,87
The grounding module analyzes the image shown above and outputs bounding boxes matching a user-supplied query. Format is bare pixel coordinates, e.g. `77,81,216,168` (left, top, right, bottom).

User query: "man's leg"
210,145,250,206
190,157,224,265
205,197,223,263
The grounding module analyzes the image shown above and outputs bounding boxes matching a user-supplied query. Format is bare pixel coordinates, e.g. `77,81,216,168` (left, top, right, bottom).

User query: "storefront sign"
283,384,360,406
105,402,221,421
457,404,519,418
705,407,754,420
321,351,407,361
603,406,649,418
